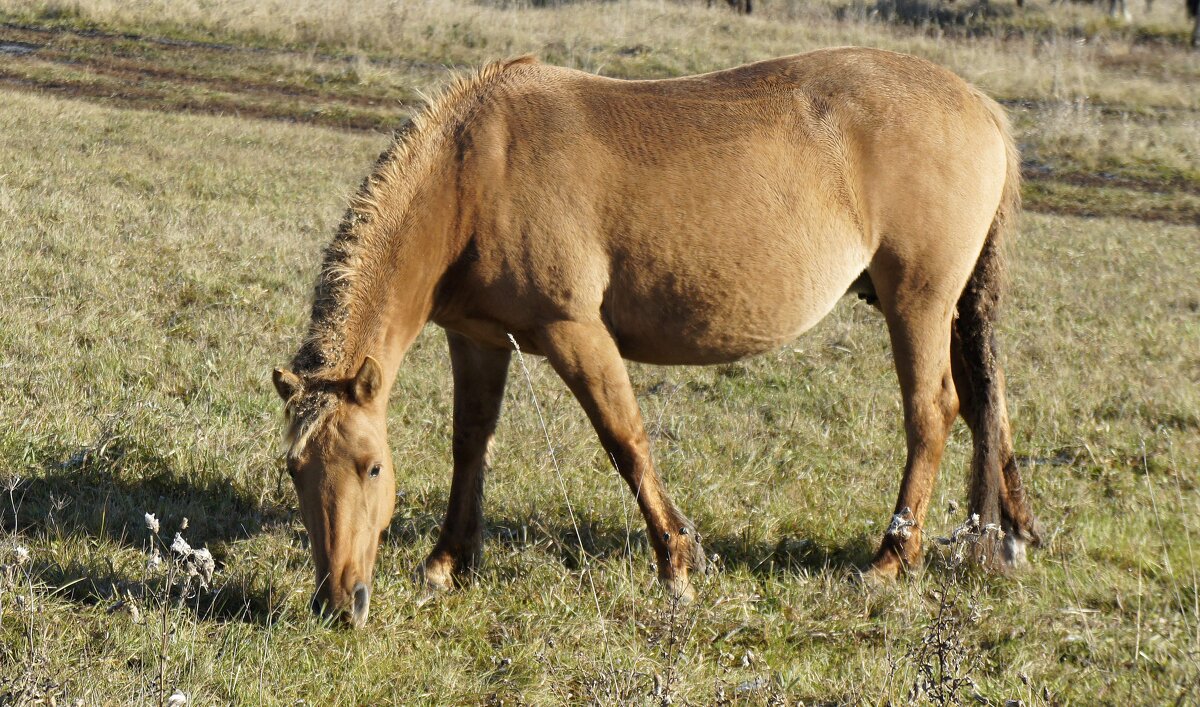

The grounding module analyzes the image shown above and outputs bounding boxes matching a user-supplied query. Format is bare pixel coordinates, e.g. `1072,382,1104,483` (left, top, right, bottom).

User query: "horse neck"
317,163,463,395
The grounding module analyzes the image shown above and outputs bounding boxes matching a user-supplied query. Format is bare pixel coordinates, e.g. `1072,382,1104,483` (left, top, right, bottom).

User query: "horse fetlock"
655,527,705,603
864,553,903,583
1000,533,1028,568
993,515,1036,570
686,531,708,576
1005,510,1042,547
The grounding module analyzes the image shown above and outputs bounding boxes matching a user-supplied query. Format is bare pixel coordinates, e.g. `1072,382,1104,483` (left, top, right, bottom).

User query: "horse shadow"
8,438,875,625
4,440,290,625
384,493,879,583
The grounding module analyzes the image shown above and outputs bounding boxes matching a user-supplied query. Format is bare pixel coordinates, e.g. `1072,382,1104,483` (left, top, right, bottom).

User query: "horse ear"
351,356,382,404
272,368,301,402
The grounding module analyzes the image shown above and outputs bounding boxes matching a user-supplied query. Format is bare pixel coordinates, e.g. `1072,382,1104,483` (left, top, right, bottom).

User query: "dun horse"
273,48,1040,627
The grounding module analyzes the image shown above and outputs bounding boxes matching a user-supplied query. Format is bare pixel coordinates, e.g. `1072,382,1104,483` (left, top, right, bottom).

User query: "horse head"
272,357,395,628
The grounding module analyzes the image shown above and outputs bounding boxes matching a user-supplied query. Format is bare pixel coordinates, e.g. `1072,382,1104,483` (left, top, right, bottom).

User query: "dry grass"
0,0,1198,704
1,0,1196,213
3,0,1199,100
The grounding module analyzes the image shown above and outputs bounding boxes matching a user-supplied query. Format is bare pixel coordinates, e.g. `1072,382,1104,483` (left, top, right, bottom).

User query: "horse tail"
1188,0,1199,49
953,93,1039,566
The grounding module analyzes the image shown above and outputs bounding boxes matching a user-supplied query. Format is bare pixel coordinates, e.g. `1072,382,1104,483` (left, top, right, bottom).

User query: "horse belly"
604,227,867,365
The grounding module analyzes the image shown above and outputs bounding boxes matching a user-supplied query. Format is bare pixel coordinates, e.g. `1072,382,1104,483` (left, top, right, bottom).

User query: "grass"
0,0,1198,704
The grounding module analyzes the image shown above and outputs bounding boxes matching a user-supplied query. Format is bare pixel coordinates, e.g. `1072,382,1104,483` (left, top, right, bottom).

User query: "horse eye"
369,463,382,478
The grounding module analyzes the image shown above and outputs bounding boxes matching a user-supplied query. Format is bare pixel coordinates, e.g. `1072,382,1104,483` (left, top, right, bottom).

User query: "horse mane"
281,55,538,451
292,54,537,379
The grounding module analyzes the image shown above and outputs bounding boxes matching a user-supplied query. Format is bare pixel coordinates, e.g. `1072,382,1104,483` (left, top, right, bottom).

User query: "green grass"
1,1,1199,704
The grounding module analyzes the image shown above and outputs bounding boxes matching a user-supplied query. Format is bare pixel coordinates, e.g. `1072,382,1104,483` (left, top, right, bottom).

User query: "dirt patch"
0,70,402,133
998,97,1200,119
44,50,411,110
0,39,38,55
1023,196,1200,225
0,22,420,132
0,22,430,121
1024,161,1200,196
0,21,458,72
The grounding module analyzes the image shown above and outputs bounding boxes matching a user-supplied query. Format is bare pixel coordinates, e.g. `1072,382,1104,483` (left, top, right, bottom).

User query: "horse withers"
272,48,1040,627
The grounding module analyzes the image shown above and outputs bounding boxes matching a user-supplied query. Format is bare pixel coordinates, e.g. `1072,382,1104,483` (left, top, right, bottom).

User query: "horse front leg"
416,331,511,592
534,320,706,602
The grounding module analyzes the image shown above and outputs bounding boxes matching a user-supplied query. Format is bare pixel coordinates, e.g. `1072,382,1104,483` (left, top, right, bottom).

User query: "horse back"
437,49,1011,363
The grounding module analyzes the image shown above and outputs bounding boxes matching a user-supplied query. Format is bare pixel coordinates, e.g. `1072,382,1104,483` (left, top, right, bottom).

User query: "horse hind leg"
416,331,511,593
866,258,961,579
951,238,1040,569
534,319,706,602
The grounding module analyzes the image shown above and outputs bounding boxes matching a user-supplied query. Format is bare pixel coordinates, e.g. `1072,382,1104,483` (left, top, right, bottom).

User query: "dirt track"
0,22,424,132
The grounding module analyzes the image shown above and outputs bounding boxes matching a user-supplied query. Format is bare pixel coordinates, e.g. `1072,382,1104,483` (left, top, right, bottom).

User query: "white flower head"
144,512,160,534
13,545,30,565
190,547,216,588
170,533,192,556
165,690,187,707
885,507,916,540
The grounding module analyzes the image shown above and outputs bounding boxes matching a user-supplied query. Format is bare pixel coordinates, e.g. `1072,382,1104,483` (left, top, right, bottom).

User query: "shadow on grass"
2,439,291,626
385,492,879,580
5,432,876,625
837,0,1196,47
835,0,1014,28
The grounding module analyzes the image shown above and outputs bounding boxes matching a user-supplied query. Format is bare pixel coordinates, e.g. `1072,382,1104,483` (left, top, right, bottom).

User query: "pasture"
1,0,1198,703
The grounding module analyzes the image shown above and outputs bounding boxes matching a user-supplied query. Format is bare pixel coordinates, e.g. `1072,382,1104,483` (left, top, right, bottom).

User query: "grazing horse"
272,48,1040,627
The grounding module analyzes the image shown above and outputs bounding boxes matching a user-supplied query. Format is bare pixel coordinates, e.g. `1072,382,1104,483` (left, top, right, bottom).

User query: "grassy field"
1,0,1199,704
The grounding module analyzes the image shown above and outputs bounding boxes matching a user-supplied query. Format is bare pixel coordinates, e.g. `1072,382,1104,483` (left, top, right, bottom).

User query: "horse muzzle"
310,581,371,628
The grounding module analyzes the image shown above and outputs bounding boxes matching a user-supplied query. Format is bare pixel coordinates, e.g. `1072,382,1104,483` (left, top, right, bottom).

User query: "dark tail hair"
953,94,1040,563
1188,0,1198,49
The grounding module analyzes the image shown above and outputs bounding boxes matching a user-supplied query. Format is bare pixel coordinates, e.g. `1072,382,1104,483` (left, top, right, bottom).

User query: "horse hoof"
1000,534,1028,569
414,586,442,607
413,559,455,596
859,557,903,586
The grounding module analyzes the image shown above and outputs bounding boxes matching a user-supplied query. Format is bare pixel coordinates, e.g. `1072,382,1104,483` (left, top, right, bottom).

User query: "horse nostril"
351,582,370,627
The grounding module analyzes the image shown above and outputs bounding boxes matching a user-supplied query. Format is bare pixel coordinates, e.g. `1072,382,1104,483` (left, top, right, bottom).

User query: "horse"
272,48,1040,627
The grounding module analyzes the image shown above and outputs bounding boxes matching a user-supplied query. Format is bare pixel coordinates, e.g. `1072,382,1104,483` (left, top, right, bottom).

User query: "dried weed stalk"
891,513,1005,706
